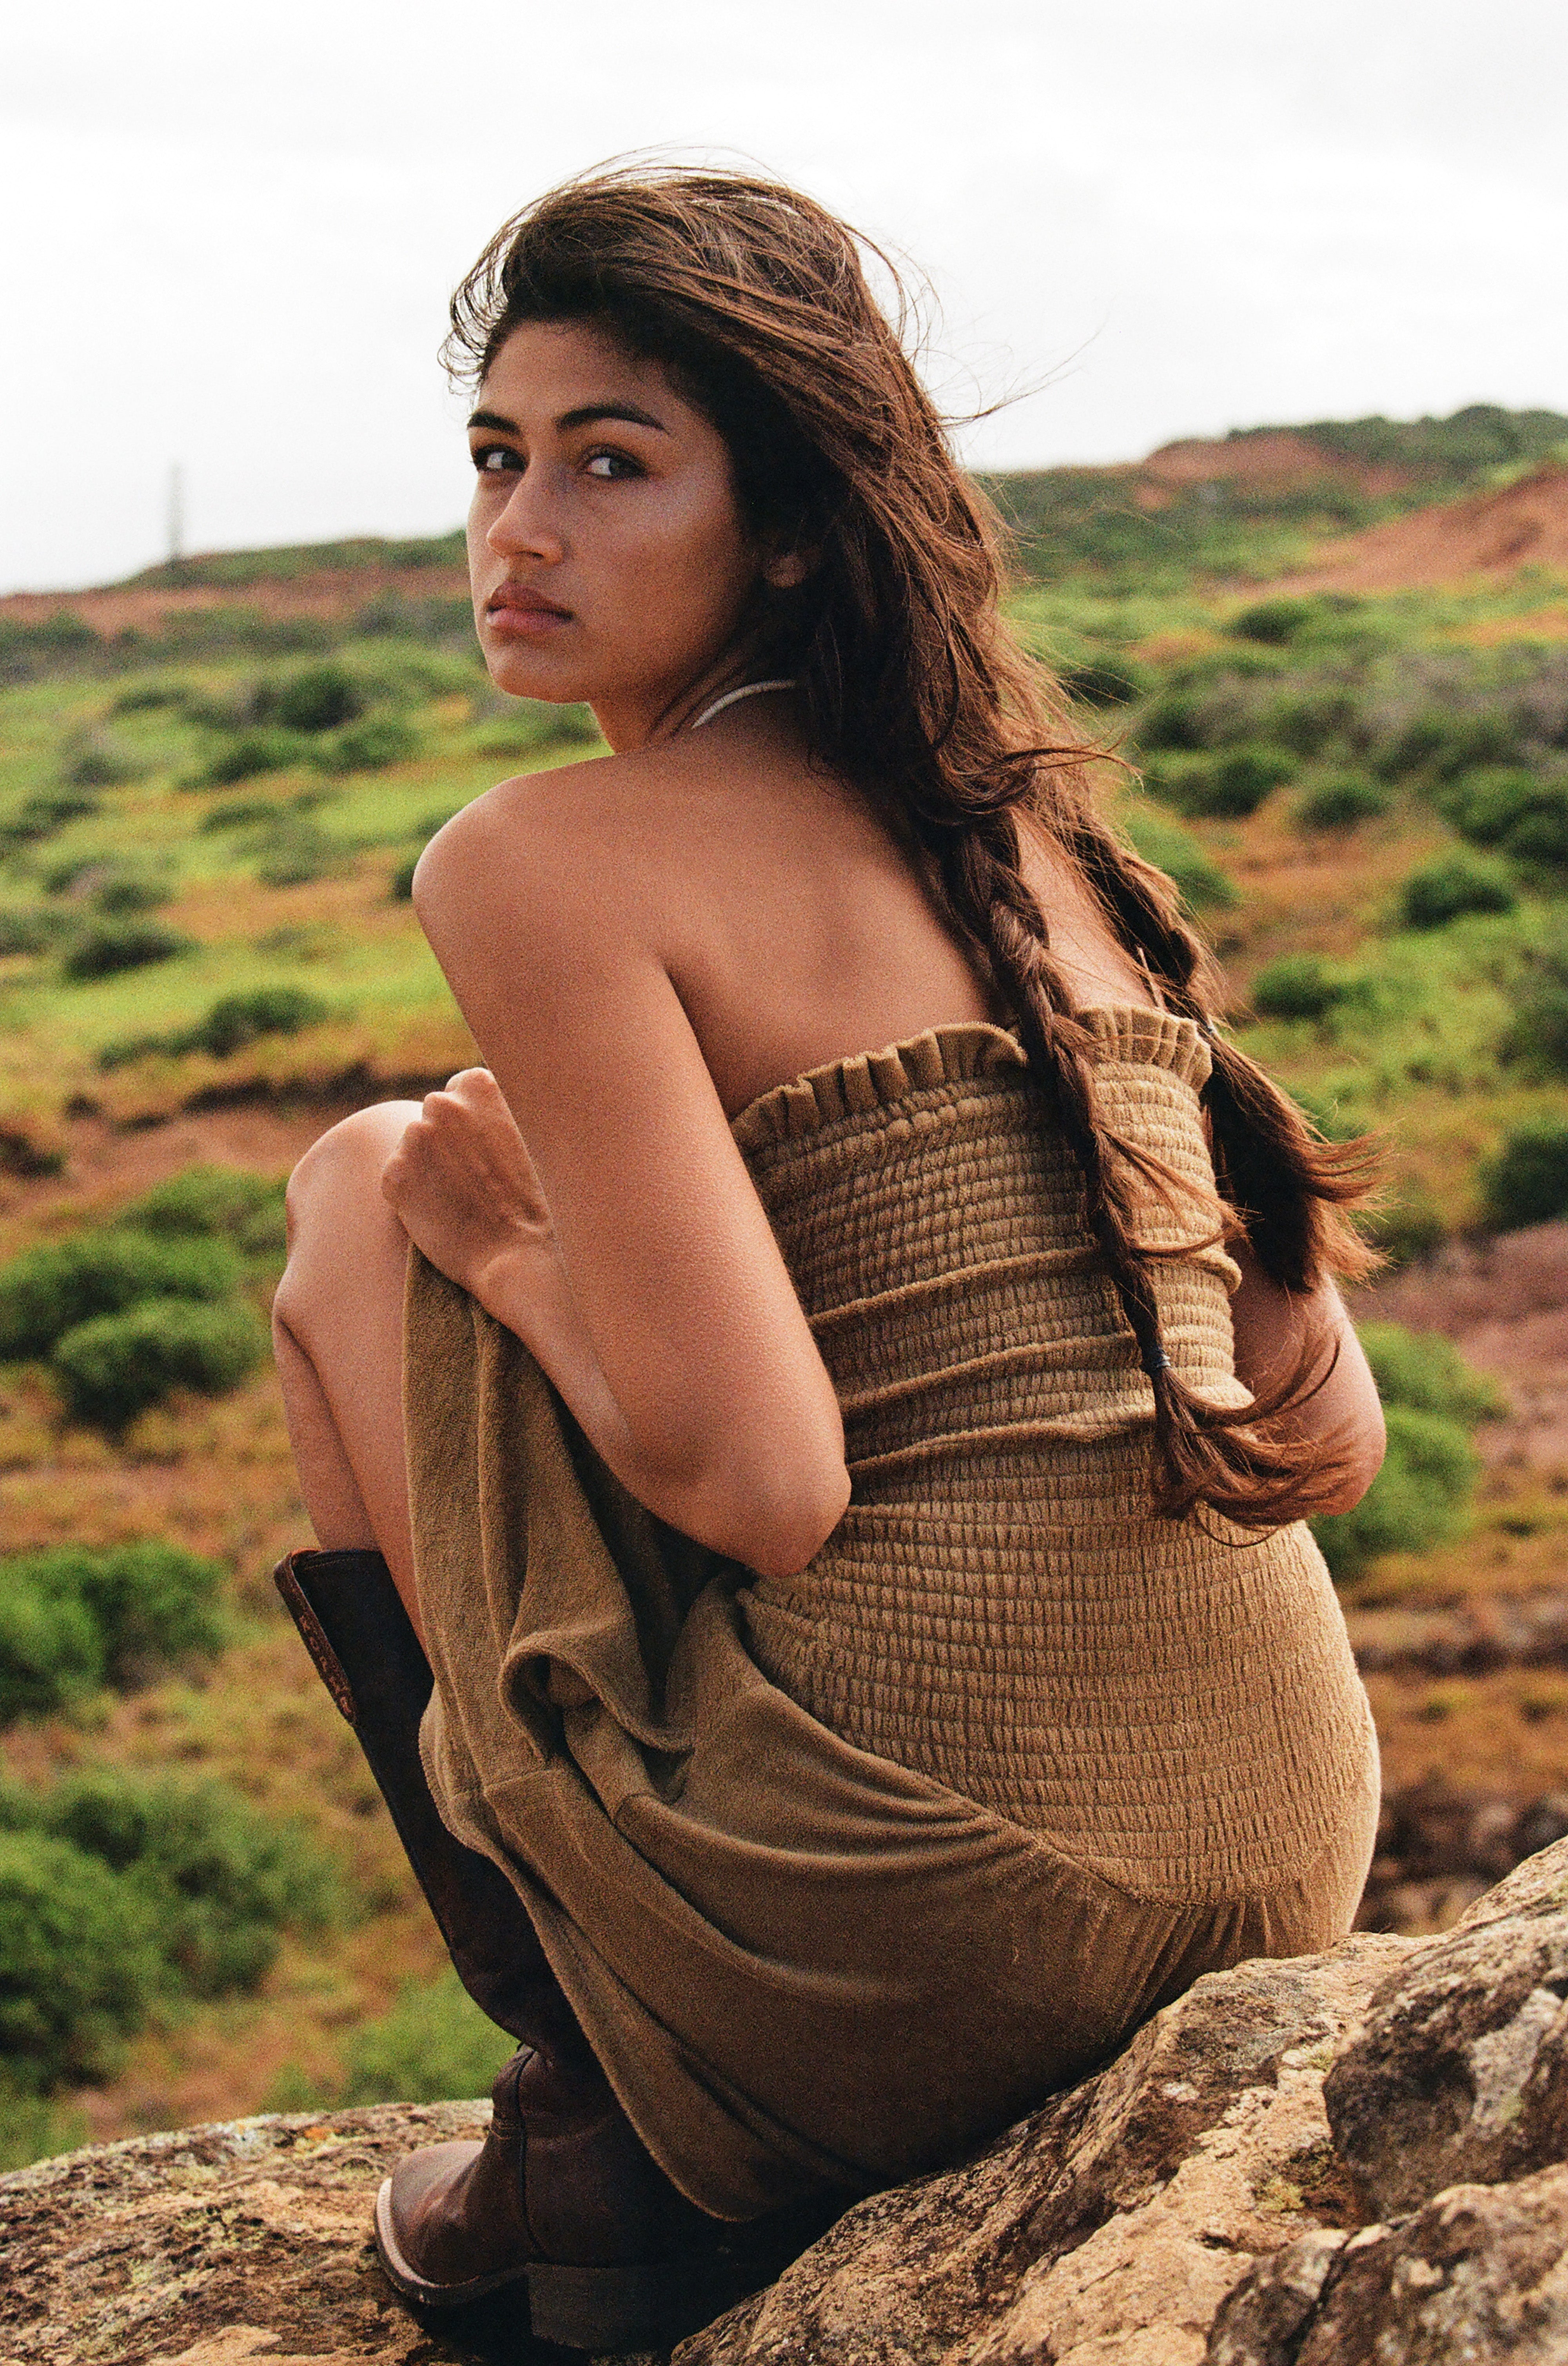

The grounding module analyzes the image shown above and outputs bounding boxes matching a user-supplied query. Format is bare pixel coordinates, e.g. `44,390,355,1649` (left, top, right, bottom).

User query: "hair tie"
1141,1344,1171,1379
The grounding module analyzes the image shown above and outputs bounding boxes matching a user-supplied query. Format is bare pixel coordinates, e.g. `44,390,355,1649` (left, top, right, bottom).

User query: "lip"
486,584,573,632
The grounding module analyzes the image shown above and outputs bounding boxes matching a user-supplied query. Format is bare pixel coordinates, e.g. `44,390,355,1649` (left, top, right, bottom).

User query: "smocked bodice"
726,1008,1375,1901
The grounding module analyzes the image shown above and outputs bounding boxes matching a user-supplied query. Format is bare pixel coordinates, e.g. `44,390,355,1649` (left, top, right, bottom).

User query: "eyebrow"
465,402,669,436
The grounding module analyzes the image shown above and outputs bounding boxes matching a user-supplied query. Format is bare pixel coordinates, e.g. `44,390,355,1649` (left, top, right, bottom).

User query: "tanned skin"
273,322,1384,1645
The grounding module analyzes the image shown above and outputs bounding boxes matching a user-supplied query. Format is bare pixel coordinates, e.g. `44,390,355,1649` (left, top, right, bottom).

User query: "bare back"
503,715,1161,1124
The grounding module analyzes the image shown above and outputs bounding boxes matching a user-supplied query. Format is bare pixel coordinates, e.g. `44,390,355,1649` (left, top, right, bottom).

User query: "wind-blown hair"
446,163,1377,1525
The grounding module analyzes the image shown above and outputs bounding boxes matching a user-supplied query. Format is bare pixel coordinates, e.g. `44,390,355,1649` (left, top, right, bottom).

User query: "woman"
271,165,1385,2350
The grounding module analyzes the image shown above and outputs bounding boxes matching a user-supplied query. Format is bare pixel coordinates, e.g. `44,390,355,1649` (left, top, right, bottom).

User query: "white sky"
4,0,1565,594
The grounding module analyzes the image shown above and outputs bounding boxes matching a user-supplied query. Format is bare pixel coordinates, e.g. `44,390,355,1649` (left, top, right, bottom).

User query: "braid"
923,801,1372,1528
1044,793,1379,1295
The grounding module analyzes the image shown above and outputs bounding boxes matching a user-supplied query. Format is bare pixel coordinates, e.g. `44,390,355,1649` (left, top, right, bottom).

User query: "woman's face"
466,320,771,749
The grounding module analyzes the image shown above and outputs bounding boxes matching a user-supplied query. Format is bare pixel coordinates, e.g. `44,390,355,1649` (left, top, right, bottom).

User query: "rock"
1210,2165,1568,2364
7,1842,1568,2366
0,2102,489,2365
1325,1842,1568,2214
674,1942,1405,2366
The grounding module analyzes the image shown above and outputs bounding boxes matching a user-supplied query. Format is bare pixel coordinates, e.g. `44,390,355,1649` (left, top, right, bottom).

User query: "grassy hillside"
1,407,1567,2164
985,403,1568,589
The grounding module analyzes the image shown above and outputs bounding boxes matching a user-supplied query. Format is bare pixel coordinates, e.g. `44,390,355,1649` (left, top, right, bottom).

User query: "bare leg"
272,1100,426,1643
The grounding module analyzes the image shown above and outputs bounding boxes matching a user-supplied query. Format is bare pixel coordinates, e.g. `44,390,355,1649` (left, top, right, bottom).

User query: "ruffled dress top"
405,1011,1380,2219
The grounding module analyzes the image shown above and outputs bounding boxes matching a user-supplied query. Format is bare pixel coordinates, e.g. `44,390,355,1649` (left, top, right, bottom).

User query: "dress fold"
405,1013,1379,2218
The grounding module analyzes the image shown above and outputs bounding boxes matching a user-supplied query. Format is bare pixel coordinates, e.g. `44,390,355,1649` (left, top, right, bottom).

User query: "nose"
485,464,567,567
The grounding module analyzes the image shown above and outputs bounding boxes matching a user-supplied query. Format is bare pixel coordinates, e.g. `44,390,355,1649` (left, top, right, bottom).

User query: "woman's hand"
381,1068,559,1310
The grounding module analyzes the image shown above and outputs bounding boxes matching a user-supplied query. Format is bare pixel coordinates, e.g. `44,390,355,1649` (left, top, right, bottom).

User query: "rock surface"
5,1845,1568,2365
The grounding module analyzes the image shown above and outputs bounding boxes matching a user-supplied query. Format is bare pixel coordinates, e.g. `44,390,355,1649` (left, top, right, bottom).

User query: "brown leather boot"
373,2032,817,2347
273,1546,560,2038
274,1548,839,2344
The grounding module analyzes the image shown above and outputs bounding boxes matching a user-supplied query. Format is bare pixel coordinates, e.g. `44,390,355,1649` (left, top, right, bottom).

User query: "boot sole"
374,2175,787,2348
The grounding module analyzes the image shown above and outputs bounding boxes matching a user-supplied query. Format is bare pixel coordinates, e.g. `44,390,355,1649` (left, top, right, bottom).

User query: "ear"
761,545,813,591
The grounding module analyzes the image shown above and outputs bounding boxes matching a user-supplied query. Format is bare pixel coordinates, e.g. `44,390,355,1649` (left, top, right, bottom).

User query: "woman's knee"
284,1101,423,1253
276,1102,423,1347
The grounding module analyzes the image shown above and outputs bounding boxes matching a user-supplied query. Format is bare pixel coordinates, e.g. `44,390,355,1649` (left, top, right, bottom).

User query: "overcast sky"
4,0,1565,594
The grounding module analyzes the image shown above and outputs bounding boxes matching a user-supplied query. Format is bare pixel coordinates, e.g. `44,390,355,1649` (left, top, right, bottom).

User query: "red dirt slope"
1270,461,1568,593
0,563,471,637
1129,431,1417,511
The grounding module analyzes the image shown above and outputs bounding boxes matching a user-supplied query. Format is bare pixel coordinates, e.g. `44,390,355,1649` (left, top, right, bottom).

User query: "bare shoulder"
413,731,822,949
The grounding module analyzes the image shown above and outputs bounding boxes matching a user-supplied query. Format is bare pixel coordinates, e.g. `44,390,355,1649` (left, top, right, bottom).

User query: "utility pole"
167,464,185,566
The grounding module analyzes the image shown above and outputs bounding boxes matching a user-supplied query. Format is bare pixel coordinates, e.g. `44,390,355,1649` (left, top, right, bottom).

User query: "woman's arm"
396,781,851,1583
1228,1237,1386,1515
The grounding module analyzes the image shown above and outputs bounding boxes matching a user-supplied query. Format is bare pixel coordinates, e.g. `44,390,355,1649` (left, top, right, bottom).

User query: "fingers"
426,1068,519,1137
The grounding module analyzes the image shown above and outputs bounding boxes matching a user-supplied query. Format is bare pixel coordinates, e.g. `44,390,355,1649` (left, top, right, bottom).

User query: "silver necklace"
690,678,799,731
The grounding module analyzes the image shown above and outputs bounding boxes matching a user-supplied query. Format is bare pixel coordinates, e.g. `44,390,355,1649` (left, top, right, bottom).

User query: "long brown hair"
445,163,1378,1526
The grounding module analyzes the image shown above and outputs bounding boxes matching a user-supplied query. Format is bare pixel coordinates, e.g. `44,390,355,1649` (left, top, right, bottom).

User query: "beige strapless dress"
404,1009,1380,2219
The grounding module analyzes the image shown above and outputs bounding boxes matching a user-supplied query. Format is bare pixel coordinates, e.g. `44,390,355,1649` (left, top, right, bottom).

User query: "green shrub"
1361,1190,1448,1270
60,919,192,981
1136,690,1213,753
339,1969,512,2103
200,794,287,832
1356,1321,1509,1425
51,1297,267,1429
0,1775,336,2097
0,1566,105,1721
191,727,315,787
1265,687,1363,760
354,647,476,703
1502,943,1568,1078
0,2081,87,2172
0,906,65,957
1441,764,1542,843
1313,1403,1480,1579
537,701,601,747
1290,1084,1364,1143
0,791,100,848
1250,954,1357,1021
1175,743,1295,819
271,1968,513,2112
0,1229,242,1361
468,700,601,757
252,817,340,887
1442,766,1568,874
0,1831,161,2090
259,662,365,734
320,713,421,773
1481,1118,1568,1230
111,678,192,715
1229,596,1320,646
1399,851,1518,929
40,1773,336,1998
0,1543,227,1719
1295,774,1392,830
46,858,175,917
1119,812,1239,912
93,872,172,916
1311,1321,1501,1579
1508,799,1568,872
1061,656,1150,707
1376,705,1521,784
58,731,148,789
187,985,329,1058
113,1165,287,1261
